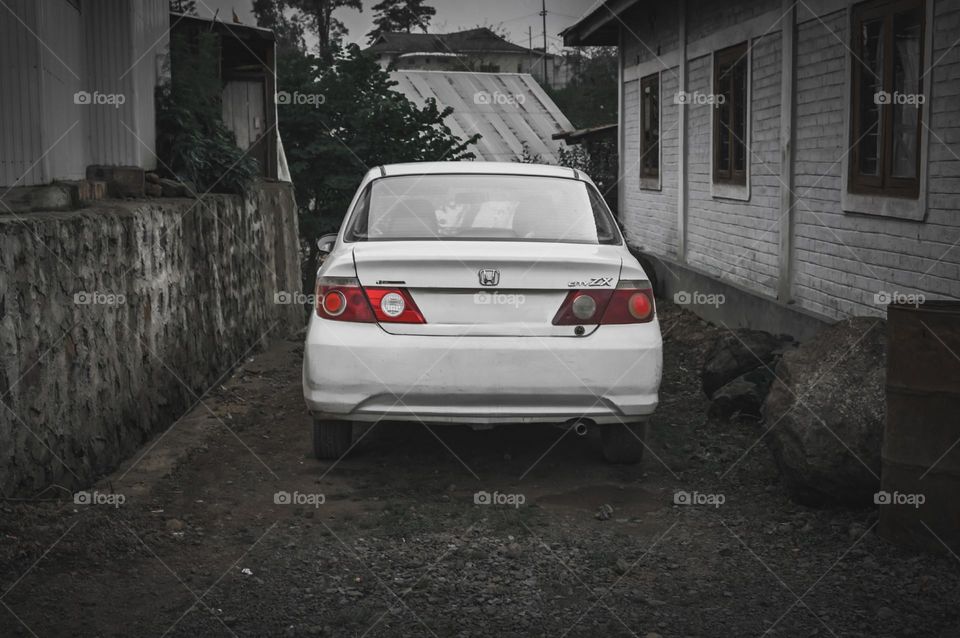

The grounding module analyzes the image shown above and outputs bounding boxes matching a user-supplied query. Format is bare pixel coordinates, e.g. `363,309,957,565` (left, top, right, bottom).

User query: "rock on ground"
701,330,790,398
762,317,886,507
709,367,775,419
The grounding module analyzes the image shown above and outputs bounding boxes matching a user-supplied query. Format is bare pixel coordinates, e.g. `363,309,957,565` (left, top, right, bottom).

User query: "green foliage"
286,0,362,61
514,143,544,164
546,47,618,129
558,140,618,213
367,0,437,43
252,0,307,54
155,33,259,195
277,43,480,242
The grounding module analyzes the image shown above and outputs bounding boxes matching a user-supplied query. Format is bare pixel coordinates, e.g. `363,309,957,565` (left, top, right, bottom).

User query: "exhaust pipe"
570,420,589,437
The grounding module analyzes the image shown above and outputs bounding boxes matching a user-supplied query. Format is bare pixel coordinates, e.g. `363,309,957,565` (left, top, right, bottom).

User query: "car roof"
379,161,581,180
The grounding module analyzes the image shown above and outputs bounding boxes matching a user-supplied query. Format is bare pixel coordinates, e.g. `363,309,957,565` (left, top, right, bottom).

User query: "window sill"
640,175,661,191
841,190,926,222
711,182,750,202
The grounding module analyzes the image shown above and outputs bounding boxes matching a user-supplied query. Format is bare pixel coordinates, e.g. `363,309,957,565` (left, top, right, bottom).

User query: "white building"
563,0,960,338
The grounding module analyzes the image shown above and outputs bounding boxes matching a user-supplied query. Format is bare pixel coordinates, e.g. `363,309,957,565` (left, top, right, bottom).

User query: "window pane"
641,76,659,174
891,8,922,179
857,18,884,176
716,80,732,175
733,60,747,172
714,44,747,183
350,175,619,244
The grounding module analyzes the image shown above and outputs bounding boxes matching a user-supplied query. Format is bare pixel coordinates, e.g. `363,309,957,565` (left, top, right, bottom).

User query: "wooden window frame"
712,42,749,187
639,72,660,183
849,0,925,199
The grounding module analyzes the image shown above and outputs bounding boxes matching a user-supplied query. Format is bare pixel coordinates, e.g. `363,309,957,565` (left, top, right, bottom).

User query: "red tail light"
315,277,375,322
552,280,655,325
314,278,426,324
364,288,426,324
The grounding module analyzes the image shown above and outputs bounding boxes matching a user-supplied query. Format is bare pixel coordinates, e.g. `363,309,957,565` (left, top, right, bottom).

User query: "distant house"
366,28,574,89
563,0,960,339
389,70,573,163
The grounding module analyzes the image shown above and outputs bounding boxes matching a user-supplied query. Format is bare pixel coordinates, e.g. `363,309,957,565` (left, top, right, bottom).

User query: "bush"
156,33,259,195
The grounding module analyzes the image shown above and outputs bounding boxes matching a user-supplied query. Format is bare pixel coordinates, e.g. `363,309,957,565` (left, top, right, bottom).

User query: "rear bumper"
302,317,662,424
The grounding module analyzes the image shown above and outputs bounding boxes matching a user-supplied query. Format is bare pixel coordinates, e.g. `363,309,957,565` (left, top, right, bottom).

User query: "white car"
303,162,662,463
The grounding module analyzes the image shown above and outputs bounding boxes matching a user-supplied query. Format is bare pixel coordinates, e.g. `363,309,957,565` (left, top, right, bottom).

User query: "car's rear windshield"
344,174,621,245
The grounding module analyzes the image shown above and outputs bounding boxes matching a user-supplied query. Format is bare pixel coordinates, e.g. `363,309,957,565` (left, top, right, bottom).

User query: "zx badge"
568,277,614,288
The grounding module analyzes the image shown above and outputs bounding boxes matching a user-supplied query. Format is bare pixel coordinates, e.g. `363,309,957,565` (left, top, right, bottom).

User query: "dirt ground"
2,301,958,637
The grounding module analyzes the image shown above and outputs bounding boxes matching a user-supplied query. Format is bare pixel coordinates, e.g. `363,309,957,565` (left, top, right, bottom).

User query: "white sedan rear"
303,162,662,463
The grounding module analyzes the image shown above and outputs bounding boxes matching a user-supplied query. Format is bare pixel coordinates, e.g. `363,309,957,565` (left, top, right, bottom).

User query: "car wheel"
600,422,647,464
312,419,353,459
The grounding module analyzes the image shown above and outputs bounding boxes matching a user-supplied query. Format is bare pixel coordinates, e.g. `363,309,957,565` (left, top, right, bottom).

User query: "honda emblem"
478,269,500,287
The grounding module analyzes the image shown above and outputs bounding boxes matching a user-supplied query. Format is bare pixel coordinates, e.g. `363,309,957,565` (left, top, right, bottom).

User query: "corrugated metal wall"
38,0,85,182
1,0,167,187
129,0,168,170
0,0,44,187
83,0,138,168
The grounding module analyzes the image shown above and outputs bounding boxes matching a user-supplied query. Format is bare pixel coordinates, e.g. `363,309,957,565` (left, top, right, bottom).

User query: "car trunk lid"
352,241,622,336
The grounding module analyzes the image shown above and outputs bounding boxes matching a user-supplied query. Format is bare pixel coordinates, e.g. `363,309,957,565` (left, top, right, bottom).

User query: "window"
850,0,925,198
345,175,621,245
713,42,749,186
640,73,660,183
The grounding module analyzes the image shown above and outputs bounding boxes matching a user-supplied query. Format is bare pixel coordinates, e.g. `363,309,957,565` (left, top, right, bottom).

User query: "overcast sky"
198,0,593,52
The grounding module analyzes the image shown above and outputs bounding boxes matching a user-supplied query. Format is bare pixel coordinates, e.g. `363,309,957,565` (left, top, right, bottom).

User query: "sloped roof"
560,0,640,46
368,28,534,56
389,70,573,163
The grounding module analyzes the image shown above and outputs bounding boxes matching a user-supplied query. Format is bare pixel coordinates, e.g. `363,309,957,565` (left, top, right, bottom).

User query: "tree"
169,0,197,14
545,47,618,129
252,0,307,54
276,44,479,284
287,0,362,62
367,0,436,43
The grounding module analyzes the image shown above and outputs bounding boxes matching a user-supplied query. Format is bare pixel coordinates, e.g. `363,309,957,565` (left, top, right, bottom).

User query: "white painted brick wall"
622,70,681,258
685,32,783,298
618,0,960,322
686,0,781,44
791,1,960,319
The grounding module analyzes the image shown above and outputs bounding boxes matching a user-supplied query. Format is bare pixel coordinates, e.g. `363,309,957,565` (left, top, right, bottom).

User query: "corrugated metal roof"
389,70,573,163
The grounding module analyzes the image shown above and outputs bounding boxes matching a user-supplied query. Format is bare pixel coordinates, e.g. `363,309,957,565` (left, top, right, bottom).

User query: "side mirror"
316,233,338,255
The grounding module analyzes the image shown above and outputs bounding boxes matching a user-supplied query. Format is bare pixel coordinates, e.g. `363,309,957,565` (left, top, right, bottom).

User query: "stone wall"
0,182,302,497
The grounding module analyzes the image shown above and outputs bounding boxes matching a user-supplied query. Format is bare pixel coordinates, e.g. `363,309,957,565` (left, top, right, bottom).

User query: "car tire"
600,422,647,464
313,419,353,459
